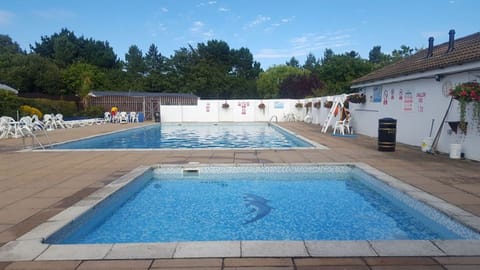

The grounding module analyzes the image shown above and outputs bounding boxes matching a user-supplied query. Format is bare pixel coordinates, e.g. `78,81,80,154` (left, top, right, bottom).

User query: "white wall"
349,72,480,161
160,99,300,123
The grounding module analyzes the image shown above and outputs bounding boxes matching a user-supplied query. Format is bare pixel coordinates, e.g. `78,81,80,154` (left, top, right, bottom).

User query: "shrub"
81,106,104,118
19,105,43,119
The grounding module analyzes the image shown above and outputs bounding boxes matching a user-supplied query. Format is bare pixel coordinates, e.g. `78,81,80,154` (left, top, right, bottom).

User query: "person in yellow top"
110,106,118,122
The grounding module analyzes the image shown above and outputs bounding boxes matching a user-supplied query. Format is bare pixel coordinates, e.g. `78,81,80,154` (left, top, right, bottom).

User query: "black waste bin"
378,118,397,152
154,112,161,122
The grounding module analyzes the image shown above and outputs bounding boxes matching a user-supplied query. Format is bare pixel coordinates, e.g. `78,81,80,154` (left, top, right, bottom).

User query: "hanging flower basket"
258,103,265,110
449,81,480,134
348,94,366,104
295,102,303,108
305,102,312,108
222,103,230,109
313,101,321,109
323,101,333,108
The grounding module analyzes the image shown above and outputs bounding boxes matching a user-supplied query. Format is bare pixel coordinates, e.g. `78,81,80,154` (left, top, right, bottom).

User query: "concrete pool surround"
1,162,480,261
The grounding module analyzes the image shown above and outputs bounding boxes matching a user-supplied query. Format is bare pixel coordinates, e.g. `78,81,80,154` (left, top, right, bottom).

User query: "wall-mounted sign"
403,91,413,111
416,92,426,112
274,101,284,109
373,86,382,103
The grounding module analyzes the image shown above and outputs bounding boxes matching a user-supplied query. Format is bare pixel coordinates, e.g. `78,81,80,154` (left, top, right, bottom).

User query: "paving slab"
305,241,377,257
241,241,308,257
4,260,81,270
105,243,177,259
36,244,113,260
369,240,445,256
174,241,240,258
151,258,222,268
0,241,47,261
434,240,480,256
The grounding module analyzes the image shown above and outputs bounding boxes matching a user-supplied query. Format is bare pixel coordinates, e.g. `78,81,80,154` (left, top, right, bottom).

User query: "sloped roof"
352,32,480,86
89,91,198,98
0,83,19,94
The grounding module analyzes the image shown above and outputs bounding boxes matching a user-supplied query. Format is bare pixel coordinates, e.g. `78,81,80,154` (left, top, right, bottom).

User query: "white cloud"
255,30,352,60
191,21,205,32
203,29,214,38
246,15,271,28
265,16,295,32
0,10,13,25
161,7,168,12
218,7,230,12
281,16,295,23
208,1,217,4
147,21,167,38
33,9,75,20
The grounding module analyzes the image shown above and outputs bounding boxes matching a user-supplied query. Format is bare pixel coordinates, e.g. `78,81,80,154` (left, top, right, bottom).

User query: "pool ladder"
269,115,278,123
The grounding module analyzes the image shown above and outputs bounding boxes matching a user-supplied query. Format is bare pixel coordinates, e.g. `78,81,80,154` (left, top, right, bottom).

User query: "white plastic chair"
129,112,138,123
333,116,351,135
104,112,111,122
119,112,128,124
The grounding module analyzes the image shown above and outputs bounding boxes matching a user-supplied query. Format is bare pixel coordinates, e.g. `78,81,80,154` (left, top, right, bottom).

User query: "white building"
350,30,480,161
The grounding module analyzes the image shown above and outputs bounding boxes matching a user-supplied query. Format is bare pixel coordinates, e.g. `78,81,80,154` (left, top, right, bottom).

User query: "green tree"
256,65,306,98
391,45,415,62
303,53,319,71
368,46,391,68
125,45,146,75
279,73,323,99
0,35,24,55
30,28,118,69
0,54,63,94
145,43,166,73
62,63,104,105
317,49,373,95
286,56,300,68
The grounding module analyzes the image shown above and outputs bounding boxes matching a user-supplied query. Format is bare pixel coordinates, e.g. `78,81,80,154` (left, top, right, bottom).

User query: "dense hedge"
0,91,78,119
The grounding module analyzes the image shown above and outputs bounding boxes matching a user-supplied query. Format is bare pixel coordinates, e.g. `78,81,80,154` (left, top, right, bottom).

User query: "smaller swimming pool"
45,164,480,244
48,123,319,150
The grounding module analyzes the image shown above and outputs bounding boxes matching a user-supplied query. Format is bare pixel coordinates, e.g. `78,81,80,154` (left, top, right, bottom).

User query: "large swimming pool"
45,164,480,244
49,123,318,149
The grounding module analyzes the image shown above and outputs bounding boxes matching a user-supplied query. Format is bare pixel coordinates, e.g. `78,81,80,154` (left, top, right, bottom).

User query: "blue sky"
1,0,478,68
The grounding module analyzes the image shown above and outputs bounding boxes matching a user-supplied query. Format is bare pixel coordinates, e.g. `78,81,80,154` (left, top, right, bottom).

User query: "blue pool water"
46,166,480,244
49,123,314,149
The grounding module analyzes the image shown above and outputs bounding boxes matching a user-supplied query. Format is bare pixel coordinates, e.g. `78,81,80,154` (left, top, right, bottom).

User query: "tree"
286,57,300,68
30,28,118,69
0,35,24,54
368,46,390,67
316,49,373,95
391,45,415,62
125,45,146,76
279,73,323,99
145,43,165,73
303,53,318,71
0,54,63,94
62,62,104,100
256,65,306,98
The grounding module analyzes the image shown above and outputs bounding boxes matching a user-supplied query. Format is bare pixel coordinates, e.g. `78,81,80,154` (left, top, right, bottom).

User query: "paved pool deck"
0,121,479,269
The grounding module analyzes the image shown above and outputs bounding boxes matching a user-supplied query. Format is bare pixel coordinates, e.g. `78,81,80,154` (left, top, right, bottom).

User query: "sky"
1,0,479,69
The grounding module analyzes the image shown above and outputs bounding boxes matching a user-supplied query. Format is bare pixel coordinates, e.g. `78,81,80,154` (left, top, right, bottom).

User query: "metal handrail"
269,115,278,123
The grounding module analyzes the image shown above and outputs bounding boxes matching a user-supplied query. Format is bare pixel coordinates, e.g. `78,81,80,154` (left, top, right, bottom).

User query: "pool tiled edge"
1,162,480,261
